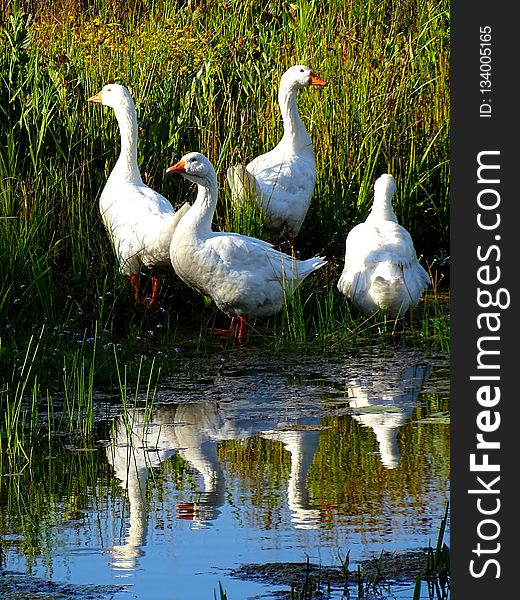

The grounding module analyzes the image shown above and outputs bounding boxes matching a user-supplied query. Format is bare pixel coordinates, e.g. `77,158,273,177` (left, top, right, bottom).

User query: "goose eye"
300,68,305,73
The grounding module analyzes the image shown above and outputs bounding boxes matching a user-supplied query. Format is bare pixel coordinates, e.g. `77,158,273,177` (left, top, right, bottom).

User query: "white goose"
337,174,431,318
227,65,326,242
88,84,190,309
166,152,327,343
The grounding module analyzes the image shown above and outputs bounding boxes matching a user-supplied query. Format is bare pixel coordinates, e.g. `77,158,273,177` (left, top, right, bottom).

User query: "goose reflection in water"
105,407,177,571
105,402,253,570
105,357,434,570
345,362,433,469
167,401,240,525
262,428,326,530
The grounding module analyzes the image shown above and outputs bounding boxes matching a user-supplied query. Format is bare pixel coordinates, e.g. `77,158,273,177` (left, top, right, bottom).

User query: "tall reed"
1,0,449,324
1,0,450,413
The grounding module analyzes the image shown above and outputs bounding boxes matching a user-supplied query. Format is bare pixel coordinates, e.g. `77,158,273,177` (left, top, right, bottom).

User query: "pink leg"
142,275,159,310
212,315,251,343
130,274,140,304
176,502,195,520
404,307,414,326
211,316,238,338
235,316,248,344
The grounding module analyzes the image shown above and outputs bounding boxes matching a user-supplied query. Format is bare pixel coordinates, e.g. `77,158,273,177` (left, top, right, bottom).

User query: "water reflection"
106,402,258,569
0,347,449,600
104,351,442,575
167,403,227,524
106,410,177,570
345,363,433,469
106,404,330,569
262,429,323,529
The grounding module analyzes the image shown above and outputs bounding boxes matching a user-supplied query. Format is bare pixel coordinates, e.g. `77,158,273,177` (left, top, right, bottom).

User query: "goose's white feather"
337,174,431,318
89,84,189,278
227,65,326,239
169,152,326,321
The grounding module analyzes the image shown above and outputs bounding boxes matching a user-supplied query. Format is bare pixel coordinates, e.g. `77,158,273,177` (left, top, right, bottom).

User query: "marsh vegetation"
1,1,449,597
1,0,449,396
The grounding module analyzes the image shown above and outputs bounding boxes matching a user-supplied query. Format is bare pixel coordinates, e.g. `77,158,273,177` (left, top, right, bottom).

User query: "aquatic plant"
1,0,449,462
413,502,450,599
1,0,449,331
213,582,228,600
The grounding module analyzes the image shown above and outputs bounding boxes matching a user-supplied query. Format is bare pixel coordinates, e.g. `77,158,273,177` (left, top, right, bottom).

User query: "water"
0,345,450,599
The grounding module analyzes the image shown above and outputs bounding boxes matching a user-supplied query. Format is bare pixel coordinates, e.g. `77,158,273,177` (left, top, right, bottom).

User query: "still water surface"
1,345,450,599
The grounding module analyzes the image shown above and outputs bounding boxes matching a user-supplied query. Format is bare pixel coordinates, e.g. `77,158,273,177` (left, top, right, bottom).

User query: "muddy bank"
0,571,127,600
230,549,430,596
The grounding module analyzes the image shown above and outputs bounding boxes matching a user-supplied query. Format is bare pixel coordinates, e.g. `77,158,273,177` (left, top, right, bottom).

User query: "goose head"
373,174,397,199
280,65,327,91
87,83,134,111
166,152,216,187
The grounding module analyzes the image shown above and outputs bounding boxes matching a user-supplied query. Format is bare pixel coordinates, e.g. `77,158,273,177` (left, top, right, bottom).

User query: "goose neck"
278,83,311,150
111,101,143,184
190,177,219,232
368,193,398,223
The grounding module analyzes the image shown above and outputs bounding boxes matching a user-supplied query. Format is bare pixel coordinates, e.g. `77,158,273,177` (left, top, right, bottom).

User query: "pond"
0,345,450,599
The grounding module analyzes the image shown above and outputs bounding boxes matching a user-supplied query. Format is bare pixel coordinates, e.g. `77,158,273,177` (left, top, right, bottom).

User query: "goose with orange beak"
87,84,190,309
167,152,326,344
227,65,327,245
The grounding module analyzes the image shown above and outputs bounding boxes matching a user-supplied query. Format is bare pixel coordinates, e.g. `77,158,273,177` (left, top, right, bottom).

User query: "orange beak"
309,72,327,87
166,159,186,174
87,91,103,104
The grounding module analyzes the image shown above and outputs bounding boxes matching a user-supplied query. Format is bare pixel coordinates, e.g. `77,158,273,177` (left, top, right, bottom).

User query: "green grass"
1,0,449,324
414,502,450,599
0,323,168,463
1,0,450,452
